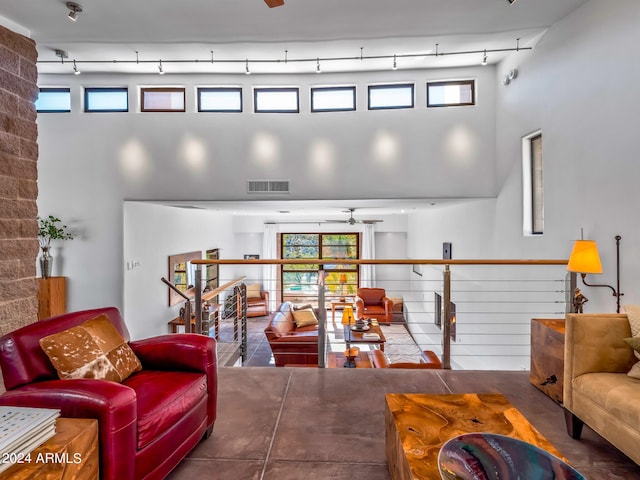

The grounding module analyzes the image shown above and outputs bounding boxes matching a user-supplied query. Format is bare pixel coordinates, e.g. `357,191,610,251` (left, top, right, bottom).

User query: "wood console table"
530,318,566,405
37,276,67,320
0,418,98,480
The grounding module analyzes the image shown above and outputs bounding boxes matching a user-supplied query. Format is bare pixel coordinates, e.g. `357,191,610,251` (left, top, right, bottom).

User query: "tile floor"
167,314,640,480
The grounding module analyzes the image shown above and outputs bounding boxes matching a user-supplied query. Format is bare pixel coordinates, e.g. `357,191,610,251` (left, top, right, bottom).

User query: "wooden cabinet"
37,277,67,320
530,318,565,405
0,418,98,480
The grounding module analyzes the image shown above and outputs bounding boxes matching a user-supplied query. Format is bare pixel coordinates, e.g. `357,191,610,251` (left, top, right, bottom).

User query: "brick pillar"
0,24,39,338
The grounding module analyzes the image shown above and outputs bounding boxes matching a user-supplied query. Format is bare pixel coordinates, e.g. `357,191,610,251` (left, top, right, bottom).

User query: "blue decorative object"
438,432,585,480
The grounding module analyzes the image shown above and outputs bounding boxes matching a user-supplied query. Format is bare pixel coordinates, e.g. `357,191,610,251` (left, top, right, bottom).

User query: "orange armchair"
354,288,393,324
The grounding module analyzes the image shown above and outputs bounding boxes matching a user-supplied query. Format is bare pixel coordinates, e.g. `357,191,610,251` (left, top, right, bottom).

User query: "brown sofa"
354,288,394,324
264,302,318,367
563,313,640,465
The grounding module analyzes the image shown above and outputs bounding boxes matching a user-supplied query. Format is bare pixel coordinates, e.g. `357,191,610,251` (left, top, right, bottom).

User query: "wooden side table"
0,418,98,480
37,276,67,320
530,318,565,405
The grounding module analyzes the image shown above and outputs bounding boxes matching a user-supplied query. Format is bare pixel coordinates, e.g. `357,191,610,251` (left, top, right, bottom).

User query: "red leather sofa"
264,302,318,366
354,288,394,324
0,307,217,480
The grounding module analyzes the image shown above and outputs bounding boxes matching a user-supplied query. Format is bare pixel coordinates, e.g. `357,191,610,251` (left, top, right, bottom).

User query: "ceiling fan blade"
264,0,284,7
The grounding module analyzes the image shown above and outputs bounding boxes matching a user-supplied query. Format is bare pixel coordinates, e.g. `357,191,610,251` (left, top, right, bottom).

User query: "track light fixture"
73,60,80,75
158,60,164,75
66,2,83,21
40,39,532,75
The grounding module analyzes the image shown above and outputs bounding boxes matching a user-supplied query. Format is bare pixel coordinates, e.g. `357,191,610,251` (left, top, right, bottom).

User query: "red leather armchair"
354,288,394,324
0,307,217,480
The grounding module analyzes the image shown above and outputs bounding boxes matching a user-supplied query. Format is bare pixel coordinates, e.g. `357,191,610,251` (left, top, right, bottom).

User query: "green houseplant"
37,215,73,278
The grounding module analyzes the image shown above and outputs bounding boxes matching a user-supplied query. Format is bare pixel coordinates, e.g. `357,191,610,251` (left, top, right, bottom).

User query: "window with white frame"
522,131,543,235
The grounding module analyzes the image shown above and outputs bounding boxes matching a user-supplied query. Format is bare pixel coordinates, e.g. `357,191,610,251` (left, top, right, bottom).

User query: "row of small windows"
35,80,475,113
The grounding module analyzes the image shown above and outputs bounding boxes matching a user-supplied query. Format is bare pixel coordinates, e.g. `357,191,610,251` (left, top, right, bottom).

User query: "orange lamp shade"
342,305,355,325
339,273,347,284
567,240,603,274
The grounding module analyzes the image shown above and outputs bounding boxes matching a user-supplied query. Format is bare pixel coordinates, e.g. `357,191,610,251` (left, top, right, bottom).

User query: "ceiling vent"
247,180,290,194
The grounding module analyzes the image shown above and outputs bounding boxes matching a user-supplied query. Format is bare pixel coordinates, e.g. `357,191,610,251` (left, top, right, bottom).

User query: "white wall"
36,65,495,327
123,202,235,339
405,0,640,369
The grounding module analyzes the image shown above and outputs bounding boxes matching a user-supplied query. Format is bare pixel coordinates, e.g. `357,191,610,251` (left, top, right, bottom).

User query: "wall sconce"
567,235,623,313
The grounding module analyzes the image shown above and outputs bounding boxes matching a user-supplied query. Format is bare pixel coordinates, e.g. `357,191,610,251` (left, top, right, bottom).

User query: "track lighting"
66,2,83,21
39,40,532,74
158,60,164,75
73,60,80,75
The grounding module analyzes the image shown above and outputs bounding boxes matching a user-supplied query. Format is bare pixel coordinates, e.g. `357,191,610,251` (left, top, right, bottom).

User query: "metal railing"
190,258,571,370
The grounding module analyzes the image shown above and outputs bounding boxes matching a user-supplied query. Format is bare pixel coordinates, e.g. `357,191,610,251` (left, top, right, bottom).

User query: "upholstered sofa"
264,302,318,366
354,288,394,324
0,307,217,480
563,313,640,465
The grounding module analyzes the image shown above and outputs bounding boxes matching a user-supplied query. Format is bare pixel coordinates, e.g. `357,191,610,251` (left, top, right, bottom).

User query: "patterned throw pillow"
40,314,142,382
623,336,640,379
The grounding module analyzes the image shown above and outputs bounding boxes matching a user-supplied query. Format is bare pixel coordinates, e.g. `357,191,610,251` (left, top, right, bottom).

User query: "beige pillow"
40,314,142,382
624,337,640,379
246,284,262,299
623,305,640,360
292,308,318,328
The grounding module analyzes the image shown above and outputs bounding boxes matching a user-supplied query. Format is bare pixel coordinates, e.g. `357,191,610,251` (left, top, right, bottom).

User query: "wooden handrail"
192,258,568,266
202,276,246,303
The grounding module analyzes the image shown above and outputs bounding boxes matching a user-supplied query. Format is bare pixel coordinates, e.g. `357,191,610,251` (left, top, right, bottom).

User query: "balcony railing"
191,258,571,370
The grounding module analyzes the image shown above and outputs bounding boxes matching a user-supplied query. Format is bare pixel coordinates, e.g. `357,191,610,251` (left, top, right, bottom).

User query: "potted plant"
37,215,73,278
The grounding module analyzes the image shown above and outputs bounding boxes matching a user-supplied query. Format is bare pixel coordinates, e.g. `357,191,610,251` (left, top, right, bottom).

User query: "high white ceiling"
0,0,588,75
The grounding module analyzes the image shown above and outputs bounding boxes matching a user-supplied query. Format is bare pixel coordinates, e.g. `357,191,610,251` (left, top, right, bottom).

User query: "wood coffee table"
385,393,567,480
344,324,386,351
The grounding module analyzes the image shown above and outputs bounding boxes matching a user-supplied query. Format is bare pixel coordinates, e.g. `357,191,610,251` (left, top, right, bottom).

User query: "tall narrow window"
522,131,543,235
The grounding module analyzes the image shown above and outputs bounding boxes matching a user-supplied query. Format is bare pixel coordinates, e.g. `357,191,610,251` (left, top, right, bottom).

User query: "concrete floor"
168,367,640,480
170,314,640,479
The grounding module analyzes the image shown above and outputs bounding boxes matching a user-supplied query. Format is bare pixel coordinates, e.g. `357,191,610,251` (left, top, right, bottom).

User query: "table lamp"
339,273,347,302
341,305,355,326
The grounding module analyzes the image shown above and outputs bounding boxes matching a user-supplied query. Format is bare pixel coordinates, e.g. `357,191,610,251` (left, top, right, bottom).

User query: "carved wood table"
0,418,98,480
385,393,566,480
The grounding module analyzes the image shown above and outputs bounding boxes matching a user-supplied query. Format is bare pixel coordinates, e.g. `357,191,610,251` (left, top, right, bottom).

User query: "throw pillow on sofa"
39,314,142,382
624,336,640,379
246,284,262,299
292,308,318,328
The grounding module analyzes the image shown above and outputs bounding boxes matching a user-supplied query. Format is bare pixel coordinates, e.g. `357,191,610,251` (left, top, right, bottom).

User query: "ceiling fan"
264,0,285,7
326,208,383,225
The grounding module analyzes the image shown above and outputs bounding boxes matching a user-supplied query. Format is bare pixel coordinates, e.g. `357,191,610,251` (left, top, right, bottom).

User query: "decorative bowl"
438,433,585,480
